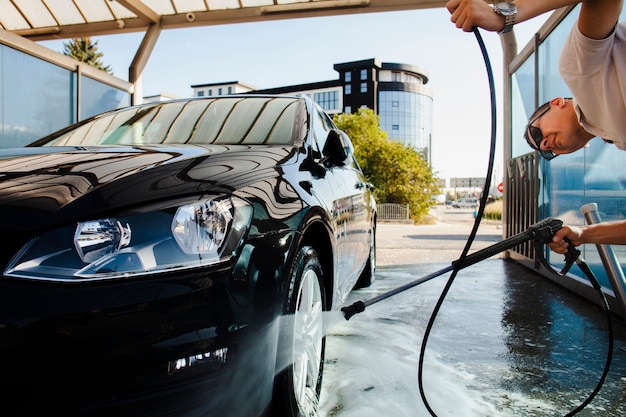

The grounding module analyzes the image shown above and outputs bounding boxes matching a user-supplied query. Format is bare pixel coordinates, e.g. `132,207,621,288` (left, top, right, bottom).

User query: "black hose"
563,259,614,417
417,26,497,416
417,27,614,417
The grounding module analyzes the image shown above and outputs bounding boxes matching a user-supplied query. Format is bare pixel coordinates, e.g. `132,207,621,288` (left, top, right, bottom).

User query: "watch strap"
498,12,515,34
494,2,516,34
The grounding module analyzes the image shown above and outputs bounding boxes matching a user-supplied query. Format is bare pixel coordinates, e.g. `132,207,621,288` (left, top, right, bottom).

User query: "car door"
311,107,372,292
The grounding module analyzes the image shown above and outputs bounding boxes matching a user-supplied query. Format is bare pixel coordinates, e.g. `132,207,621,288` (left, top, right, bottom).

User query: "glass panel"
511,55,535,159
206,0,240,10
76,0,117,21
80,76,130,120
45,0,85,25
378,90,433,161
510,5,626,288
10,1,57,27
0,45,75,147
139,0,176,14
537,10,575,102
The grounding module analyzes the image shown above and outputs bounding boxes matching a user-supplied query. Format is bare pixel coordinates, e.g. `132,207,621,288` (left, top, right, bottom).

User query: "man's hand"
446,0,506,32
549,225,584,254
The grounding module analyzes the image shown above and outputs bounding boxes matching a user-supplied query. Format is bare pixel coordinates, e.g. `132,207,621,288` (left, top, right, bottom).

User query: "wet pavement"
320,207,626,417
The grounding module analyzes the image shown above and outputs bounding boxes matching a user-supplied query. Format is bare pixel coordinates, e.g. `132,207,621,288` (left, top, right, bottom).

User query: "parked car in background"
0,95,376,416
452,197,478,208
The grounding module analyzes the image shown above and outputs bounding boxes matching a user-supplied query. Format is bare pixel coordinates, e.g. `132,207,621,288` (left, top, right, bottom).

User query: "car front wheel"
273,246,326,417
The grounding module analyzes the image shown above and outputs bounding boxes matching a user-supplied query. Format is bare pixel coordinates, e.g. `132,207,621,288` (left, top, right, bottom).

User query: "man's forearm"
447,0,621,36
446,0,579,33
580,220,626,245
514,0,622,38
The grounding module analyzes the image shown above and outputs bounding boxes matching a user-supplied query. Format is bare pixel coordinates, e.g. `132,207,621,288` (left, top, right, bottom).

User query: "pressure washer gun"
342,217,580,320
531,217,580,275
452,216,579,276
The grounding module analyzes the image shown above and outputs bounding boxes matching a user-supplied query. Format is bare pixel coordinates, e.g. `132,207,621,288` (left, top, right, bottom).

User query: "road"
376,205,503,266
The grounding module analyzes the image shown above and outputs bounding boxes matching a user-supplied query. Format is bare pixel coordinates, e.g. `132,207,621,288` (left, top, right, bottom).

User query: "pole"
581,203,626,315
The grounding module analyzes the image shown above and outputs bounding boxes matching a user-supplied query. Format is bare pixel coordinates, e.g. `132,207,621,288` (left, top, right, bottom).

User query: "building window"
197,91,204,97
345,106,352,114
360,69,367,80
360,83,367,93
208,89,213,96
345,84,351,95
392,125,399,130
228,86,233,94
345,72,351,82
392,101,399,107
313,90,339,112
218,88,223,95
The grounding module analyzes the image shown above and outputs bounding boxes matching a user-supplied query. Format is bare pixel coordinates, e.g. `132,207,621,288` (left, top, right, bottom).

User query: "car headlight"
5,195,252,282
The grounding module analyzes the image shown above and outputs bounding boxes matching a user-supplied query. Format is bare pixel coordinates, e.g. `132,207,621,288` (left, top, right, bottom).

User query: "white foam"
318,268,561,416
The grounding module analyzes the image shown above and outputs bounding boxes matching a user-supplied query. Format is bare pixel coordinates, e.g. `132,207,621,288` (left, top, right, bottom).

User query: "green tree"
63,37,112,74
334,108,440,220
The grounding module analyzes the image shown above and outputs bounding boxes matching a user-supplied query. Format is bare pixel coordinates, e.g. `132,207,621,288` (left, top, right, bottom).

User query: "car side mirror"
322,129,351,166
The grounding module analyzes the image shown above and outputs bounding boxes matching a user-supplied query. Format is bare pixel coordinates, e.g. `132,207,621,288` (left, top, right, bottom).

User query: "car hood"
0,144,298,231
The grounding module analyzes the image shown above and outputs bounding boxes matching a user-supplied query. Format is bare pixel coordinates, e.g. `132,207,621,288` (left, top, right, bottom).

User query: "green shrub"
482,200,502,221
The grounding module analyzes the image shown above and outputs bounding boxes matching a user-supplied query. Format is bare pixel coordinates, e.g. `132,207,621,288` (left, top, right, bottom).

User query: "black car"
0,95,376,416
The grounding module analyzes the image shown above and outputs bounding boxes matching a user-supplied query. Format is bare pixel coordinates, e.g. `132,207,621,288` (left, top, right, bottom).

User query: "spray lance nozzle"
341,300,365,321
341,217,579,321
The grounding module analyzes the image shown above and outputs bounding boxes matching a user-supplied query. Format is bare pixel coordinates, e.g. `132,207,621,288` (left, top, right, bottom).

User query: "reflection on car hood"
0,144,297,230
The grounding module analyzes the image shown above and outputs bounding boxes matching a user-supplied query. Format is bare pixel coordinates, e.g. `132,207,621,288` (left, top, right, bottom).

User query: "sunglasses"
524,105,557,160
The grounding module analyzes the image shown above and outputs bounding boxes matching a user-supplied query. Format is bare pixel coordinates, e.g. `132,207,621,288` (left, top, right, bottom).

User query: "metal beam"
129,22,161,105
21,0,447,41
115,0,161,24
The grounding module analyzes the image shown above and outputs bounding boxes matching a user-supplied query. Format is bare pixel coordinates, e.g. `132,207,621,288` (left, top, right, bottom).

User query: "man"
447,0,626,254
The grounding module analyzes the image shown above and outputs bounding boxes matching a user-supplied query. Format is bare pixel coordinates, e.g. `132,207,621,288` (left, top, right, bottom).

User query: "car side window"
312,107,334,154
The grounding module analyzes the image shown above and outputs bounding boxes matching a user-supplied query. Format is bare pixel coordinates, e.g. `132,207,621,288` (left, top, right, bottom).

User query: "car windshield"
36,96,305,147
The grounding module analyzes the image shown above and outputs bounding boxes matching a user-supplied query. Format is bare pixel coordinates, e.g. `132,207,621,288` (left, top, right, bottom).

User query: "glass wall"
81,76,129,120
378,90,433,161
510,6,626,288
1,45,76,148
0,42,130,148
511,52,535,159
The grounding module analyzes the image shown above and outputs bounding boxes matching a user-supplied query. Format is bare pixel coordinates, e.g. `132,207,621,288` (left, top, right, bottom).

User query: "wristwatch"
493,2,517,34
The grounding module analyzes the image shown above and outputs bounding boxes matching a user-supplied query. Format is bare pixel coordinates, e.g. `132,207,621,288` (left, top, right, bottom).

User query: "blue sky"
40,7,547,180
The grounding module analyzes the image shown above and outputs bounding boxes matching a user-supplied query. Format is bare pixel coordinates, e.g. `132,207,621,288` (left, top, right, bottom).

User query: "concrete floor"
321,209,626,416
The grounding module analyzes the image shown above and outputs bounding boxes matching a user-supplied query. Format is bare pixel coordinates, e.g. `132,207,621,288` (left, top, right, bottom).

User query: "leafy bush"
482,200,502,220
333,108,440,221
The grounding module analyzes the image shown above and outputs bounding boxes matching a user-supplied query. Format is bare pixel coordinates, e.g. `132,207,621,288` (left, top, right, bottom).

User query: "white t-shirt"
559,21,626,150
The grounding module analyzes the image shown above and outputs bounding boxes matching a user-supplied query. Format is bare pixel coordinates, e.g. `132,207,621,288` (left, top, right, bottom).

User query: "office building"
190,58,434,163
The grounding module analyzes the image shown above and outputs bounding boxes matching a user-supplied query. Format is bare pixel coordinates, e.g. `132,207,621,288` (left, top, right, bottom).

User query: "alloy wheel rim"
292,268,323,414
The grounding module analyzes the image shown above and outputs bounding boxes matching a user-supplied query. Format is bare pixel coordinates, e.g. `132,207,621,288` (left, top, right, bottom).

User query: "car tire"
354,227,376,289
273,246,326,417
